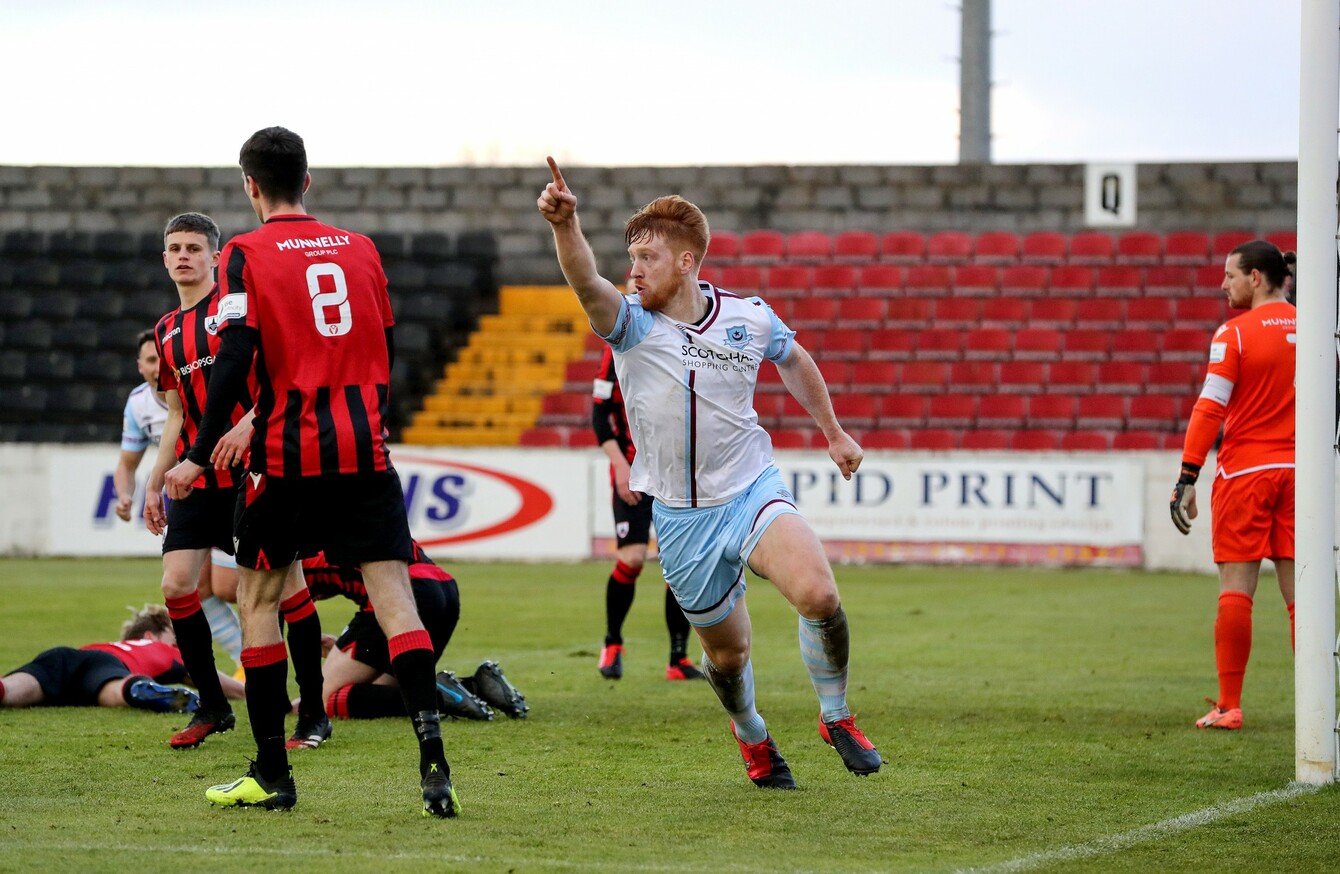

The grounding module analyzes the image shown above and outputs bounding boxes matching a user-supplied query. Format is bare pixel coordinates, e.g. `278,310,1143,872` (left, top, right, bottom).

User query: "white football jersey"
604,282,795,508
121,382,168,451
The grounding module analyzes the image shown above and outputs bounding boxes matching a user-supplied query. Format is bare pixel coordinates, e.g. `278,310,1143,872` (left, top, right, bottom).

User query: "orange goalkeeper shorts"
1210,466,1294,563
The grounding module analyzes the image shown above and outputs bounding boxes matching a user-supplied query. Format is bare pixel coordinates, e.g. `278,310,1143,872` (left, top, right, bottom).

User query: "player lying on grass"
306,542,528,722
0,604,243,712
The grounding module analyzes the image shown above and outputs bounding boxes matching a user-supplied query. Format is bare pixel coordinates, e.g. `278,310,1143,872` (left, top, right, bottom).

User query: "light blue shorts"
652,466,800,627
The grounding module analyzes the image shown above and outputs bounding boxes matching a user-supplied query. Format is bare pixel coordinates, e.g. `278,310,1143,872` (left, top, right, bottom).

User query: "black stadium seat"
385,262,428,290
46,231,94,258
0,291,34,321
16,262,60,287
74,351,126,383
93,231,138,259
9,319,53,349
369,232,407,260
49,384,96,414
31,350,75,381
456,231,498,263
0,350,24,381
1,230,45,256
60,260,108,289
57,320,102,351
428,263,479,293
409,232,453,262
30,294,78,321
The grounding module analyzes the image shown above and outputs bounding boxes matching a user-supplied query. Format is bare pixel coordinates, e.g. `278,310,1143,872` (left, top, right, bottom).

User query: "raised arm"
537,157,624,336
775,342,863,480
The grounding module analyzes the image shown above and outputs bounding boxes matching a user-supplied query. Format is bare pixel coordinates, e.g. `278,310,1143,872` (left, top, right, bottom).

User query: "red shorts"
1210,467,1294,563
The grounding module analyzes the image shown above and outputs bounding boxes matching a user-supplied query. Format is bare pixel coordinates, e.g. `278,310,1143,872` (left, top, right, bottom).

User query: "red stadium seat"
1143,266,1193,297
1076,394,1127,428
1061,329,1109,361
831,393,879,427
926,393,977,426
905,265,951,293
1068,231,1114,265
698,265,724,287
1164,231,1210,265
1026,394,1077,427
1000,265,1048,297
720,265,763,294
753,393,784,425
1160,329,1209,362
1094,362,1147,394
741,230,786,263
833,230,880,262
1109,332,1159,362
857,264,904,296
1050,266,1096,296
886,299,932,328
818,361,852,386
975,231,1022,264
1113,430,1162,450
880,393,929,427
756,362,786,392
862,428,911,450
952,265,999,297
950,361,1000,393
821,329,867,360
1097,266,1142,298
1160,431,1186,450
899,361,951,393
771,428,817,449
1115,231,1162,265
837,296,886,328
1192,265,1225,294
766,265,811,298
932,298,980,328
962,429,1010,450
868,328,917,361
1061,430,1112,451
1146,361,1200,394
812,264,857,296
980,298,1028,329
880,231,926,264
1014,328,1063,361
927,230,973,263
998,362,1046,393
964,328,1012,360
539,391,589,425
519,426,570,447
1027,298,1076,328
1212,230,1255,259
1124,298,1173,329
786,231,832,263
916,328,963,361
789,298,838,328
849,361,898,393
1048,361,1097,393
1011,429,1062,450
1264,229,1297,253
1129,395,1177,429
908,428,960,450
706,231,741,263
1074,299,1122,329
1021,231,1067,265
1175,298,1227,326
977,394,1026,427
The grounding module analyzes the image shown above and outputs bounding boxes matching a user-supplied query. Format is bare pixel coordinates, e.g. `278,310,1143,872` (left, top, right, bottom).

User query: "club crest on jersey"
616,521,630,539
204,313,222,335
723,324,753,350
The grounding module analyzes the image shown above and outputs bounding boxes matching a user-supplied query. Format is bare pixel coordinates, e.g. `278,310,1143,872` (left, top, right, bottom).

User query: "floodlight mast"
1295,0,1339,786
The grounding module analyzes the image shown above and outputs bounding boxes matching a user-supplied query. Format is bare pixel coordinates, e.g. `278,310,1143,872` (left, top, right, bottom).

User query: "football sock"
241,642,290,783
327,683,408,720
702,655,766,744
165,591,229,713
665,584,691,663
280,590,325,721
1287,601,1296,652
799,607,852,722
0,677,6,705
604,560,639,645
389,630,447,777
201,595,243,666
1214,591,1253,711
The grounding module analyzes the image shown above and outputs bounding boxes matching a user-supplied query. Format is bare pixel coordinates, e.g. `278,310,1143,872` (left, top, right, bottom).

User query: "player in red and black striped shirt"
145,212,326,753
591,345,702,682
165,127,457,817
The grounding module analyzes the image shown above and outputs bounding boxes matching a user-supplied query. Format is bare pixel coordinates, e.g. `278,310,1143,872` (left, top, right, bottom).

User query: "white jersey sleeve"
120,383,168,451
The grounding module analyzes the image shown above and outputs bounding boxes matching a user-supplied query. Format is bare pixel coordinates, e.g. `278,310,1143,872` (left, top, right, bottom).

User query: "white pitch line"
955,782,1321,874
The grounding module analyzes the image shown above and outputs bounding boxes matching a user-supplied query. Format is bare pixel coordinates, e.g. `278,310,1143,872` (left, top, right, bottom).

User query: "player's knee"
793,582,840,621
160,574,197,599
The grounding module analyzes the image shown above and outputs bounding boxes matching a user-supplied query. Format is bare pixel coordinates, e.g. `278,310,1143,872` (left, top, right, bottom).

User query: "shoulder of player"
128,382,154,401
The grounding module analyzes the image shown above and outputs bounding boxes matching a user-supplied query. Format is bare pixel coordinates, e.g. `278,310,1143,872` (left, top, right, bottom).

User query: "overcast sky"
0,0,1302,167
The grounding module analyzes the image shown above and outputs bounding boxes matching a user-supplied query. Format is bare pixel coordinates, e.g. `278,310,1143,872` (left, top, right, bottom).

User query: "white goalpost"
1295,0,1339,785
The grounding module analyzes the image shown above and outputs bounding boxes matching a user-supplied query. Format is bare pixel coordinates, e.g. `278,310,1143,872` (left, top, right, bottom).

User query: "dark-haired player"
166,128,458,817
307,542,528,722
1170,239,1297,731
144,212,326,753
591,344,702,682
0,604,243,711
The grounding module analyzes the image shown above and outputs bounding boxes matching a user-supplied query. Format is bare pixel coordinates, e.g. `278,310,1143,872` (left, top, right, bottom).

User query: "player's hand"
827,431,863,481
1170,482,1197,535
613,463,641,506
537,156,578,225
212,418,253,470
164,459,202,501
144,488,167,535
115,494,133,522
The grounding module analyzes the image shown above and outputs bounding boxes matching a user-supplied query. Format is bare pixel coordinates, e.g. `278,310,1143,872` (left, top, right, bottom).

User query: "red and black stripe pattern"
592,345,635,466
302,541,452,610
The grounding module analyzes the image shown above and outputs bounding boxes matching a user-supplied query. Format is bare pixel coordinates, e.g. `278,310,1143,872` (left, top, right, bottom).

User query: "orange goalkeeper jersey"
1183,300,1296,477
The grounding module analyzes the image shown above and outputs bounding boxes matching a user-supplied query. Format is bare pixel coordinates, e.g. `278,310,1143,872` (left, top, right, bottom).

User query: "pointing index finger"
546,156,567,191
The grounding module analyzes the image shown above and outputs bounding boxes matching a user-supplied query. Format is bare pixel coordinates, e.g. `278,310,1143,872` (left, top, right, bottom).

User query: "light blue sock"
201,595,242,666
701,655,767,743
799,608,851,722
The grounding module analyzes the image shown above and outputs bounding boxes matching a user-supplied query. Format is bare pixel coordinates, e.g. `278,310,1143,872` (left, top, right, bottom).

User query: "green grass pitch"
0,557,1335,873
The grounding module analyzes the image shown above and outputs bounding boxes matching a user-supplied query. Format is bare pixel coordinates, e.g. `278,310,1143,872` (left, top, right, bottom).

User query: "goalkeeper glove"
1170,463,1200,535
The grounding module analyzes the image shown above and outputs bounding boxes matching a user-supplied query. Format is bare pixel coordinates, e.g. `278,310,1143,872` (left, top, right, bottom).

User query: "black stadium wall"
0,162,1298,285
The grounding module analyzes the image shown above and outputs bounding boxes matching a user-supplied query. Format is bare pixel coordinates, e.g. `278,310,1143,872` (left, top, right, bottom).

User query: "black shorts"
334,578,460,673
9,647,129,706
233,470,413,571
164,485,239,555
612,492,653,548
